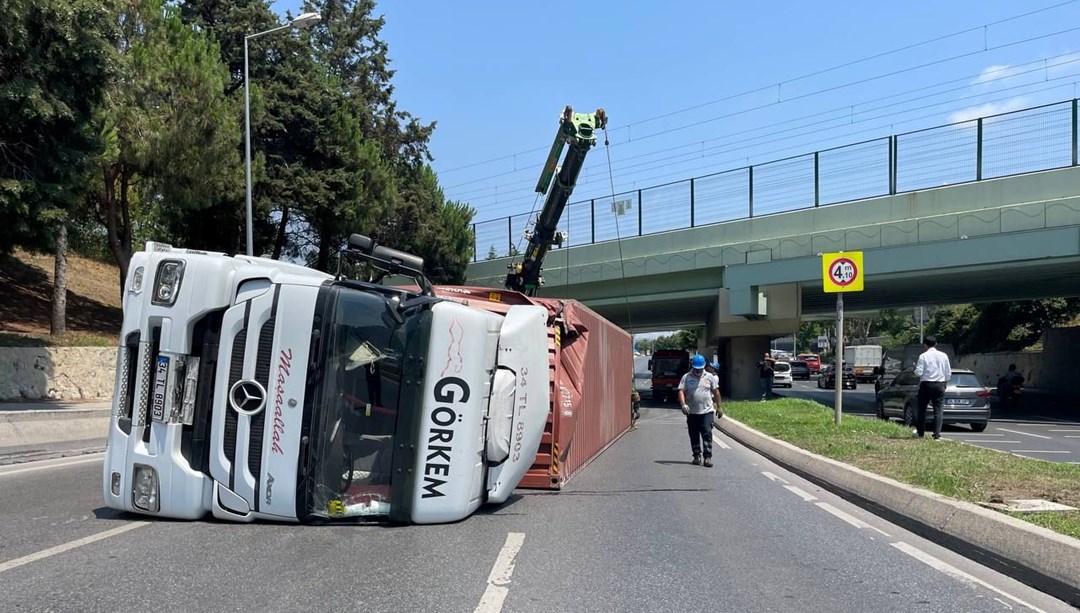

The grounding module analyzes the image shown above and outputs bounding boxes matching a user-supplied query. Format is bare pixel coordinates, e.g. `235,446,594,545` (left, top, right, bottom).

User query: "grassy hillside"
0,249,122,346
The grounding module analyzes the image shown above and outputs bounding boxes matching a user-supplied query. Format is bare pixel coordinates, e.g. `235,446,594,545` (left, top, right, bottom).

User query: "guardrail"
473,99,1079,262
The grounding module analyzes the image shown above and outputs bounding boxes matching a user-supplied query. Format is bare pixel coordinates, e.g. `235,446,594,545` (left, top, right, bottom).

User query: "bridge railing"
473,98,1080,262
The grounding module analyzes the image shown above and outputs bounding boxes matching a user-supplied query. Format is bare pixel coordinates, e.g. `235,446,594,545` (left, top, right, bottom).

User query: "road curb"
0,408,111,449
715,414,1080,605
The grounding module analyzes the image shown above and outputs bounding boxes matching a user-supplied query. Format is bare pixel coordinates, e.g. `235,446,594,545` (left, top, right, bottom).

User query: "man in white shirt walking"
678,354,723,467
913,336,951,440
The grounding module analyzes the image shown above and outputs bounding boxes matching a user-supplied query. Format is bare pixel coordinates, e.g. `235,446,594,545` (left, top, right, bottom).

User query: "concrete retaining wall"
0,347,116,401
955,326,1079,394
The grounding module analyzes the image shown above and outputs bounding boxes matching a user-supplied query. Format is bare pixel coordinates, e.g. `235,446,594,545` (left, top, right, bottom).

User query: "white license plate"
944,398,970,406
151,355,170,422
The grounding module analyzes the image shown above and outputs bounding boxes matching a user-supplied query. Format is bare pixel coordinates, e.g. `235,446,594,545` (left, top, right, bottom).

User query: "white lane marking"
0,454,104,478
783,485,818,501
761,471,788,484
997,428,1051,440
1010,450,1071,454
890,541,1048,613
1047,429,1080,433
954,433,1004,436
993,597,1015,610
815,502,891,536
0,522,148,574
963,440,1022,444
711,435,731,450
473,532,525,613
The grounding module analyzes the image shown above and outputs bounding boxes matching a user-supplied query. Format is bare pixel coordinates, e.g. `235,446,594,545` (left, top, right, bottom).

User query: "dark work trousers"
686,412,714,458
916,381,946,438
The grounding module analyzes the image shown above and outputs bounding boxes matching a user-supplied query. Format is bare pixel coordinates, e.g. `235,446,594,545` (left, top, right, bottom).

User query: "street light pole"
243,13,321,257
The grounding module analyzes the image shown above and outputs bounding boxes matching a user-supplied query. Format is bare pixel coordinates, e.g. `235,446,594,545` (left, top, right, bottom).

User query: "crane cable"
602,125,635,334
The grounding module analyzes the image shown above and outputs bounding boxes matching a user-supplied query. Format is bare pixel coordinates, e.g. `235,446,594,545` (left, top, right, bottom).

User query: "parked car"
797,353,821,373
874,368,990,432
874,343,956,393
817,364,857,390
772,361,793,387
789,360,811,380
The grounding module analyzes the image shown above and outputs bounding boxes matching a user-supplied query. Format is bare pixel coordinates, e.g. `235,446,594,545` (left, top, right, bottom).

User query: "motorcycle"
996,374,1024,407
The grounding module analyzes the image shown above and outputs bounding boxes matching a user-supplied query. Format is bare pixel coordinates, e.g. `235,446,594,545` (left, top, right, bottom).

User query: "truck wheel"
970,422,988,433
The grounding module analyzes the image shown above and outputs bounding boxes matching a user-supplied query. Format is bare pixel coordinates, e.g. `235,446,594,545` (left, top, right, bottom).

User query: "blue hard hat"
710,361,720,370
691,354,706,369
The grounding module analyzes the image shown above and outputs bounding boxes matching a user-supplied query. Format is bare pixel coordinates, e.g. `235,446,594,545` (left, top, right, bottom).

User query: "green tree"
86,0,241,287
0,0,116,253
486,245,499,261
653,328,699,352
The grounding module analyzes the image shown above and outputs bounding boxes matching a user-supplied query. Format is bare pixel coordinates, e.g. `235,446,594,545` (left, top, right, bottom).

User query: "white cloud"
948,97,1030,123
973,64,1018,86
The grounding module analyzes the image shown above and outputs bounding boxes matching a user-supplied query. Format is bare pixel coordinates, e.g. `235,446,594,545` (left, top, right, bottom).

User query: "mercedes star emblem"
229,379,267,415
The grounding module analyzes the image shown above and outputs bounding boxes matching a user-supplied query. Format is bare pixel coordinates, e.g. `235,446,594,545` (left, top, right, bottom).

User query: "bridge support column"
723,336,773,400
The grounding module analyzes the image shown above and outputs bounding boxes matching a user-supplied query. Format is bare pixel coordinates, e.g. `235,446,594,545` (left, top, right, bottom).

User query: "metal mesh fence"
562,199,594,247
472,99,1079,255
509,212,532,257
474,218,509,261
896,121,977,192
593,191,639,243
694,168,749,225
641,181,691,234
818,138,890,205
752,153,815,216
982,102,1072,180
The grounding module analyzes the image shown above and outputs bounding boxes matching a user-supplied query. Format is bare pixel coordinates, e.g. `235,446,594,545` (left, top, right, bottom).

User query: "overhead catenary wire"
467,62,1080,218
449,24,1080,203
436,0,1079,177
470,80,1080,230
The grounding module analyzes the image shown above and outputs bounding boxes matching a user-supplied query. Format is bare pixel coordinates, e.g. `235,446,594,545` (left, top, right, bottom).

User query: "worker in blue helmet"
677,353,723,467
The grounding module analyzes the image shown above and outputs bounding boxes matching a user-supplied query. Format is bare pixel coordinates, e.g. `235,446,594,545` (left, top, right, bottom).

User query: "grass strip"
723,398,1080,539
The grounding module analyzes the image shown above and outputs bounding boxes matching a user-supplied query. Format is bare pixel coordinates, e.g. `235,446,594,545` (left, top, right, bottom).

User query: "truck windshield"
306,286,418,520
653,359,687,377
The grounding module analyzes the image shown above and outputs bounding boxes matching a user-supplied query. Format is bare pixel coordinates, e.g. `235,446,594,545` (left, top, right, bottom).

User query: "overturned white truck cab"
103,235,550,524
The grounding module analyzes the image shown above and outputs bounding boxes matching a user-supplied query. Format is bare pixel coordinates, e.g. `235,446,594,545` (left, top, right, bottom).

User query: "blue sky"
272,0,1080,226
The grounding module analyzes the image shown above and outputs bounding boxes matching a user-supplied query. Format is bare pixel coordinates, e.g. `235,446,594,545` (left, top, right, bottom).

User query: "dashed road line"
997,428,1051,440
0,454,104,478
761,471,788,484
815,502,889,536
0,522,148,574
783,485,818,502
474,532,525,613
1047,429,1080,433
711,435,731,450
961,440,1022,444
890,541,1048,613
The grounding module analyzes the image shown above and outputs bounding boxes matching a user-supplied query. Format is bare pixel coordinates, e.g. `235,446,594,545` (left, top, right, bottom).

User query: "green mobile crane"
504,106,608,296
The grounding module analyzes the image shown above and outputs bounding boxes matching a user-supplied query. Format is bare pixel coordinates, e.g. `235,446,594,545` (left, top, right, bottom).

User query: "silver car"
874,369,991,432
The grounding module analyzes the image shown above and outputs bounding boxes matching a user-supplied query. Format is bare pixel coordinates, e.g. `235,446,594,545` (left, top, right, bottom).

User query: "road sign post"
822,251,864,425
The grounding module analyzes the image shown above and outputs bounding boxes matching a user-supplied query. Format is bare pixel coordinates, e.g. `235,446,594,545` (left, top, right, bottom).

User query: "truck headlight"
152,260,185,306
131,464,159,512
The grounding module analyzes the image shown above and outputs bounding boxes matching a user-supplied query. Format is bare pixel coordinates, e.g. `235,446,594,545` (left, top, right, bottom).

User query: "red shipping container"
433,286,633,489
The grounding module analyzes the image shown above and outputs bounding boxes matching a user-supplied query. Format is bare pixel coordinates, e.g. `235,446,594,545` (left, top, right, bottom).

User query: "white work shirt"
914,347,952,383
678,370,719,415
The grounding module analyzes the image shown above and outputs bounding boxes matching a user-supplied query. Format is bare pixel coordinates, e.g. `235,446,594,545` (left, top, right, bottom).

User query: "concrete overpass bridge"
465,100,1080,397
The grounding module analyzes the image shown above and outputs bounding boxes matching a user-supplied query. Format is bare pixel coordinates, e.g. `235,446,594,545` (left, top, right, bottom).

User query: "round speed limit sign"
821,251,864,292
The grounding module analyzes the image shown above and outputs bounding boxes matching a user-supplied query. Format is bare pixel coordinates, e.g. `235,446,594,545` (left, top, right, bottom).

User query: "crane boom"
505,105,608,295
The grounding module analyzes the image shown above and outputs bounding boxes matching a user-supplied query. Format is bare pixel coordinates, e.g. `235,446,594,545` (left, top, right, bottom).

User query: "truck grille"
223,327,247,474
248,317,276,489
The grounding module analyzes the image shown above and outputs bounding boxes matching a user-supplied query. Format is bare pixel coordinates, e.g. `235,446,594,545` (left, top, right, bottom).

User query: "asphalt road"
0,405,1073,612
780,379,1080,464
